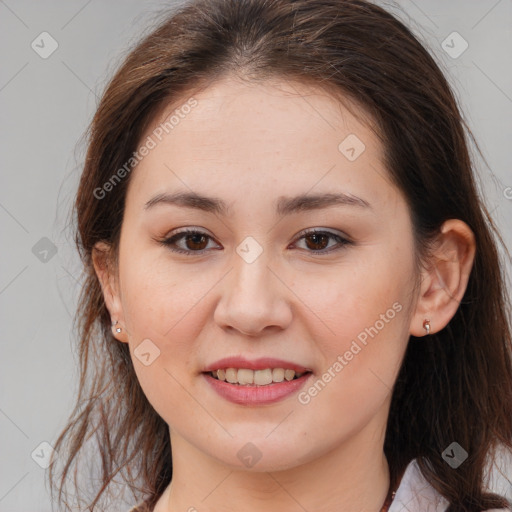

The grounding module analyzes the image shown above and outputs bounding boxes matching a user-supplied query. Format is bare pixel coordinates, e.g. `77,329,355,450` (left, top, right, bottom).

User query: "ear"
410,219,476,337
92,241,129,343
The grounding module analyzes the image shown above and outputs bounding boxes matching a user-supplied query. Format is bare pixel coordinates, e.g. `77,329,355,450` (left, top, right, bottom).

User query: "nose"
213,250,293,337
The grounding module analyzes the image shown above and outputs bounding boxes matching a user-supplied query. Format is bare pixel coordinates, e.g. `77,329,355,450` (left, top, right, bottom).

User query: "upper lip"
203,356,312,373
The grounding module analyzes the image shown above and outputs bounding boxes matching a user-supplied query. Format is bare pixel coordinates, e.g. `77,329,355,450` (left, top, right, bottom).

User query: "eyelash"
158,228,352,256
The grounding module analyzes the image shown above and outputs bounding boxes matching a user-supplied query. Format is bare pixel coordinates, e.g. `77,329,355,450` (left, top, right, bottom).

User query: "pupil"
187,234,207,250
306,233,328,250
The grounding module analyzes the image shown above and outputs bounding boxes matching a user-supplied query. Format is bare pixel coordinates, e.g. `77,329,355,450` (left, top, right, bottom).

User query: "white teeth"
225,368,238,383
211,367,307,386
284,369,295,381
254,369,273,385
237,368,254,385
272,368,284,382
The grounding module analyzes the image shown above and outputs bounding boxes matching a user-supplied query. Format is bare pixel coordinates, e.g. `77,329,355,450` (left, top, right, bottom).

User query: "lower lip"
202,372,312,405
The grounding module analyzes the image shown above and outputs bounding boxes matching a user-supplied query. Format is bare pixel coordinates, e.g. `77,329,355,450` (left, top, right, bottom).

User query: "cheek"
293,264,413,441
305,244,412,331
117,250,214,395
299,242,415,384
118,256,215,422
119,245,214,339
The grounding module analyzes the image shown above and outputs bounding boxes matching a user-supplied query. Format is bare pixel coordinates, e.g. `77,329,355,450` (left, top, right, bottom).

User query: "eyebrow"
144,191,371,216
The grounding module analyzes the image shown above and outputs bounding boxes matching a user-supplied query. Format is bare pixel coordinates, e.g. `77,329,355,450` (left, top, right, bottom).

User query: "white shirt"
389,458,511,512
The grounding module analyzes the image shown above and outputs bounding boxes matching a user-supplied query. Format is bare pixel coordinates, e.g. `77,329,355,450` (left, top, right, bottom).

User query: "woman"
49,0,512,510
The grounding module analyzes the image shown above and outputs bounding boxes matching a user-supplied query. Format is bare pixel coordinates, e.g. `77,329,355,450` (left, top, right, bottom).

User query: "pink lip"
203,356,311,373
202,372,313,405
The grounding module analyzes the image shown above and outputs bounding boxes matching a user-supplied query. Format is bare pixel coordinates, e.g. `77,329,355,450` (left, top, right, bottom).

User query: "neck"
156,409,391,512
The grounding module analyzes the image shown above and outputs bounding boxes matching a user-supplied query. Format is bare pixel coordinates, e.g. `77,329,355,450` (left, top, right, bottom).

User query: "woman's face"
111,77,419,471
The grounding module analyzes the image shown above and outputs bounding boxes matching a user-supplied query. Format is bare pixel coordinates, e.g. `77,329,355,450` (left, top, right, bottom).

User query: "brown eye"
183,233,209,250
304,233,330,251
159,229,220,255
293,229,351,254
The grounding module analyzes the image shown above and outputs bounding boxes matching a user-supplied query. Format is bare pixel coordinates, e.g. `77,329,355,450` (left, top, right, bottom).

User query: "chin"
209,440,312,473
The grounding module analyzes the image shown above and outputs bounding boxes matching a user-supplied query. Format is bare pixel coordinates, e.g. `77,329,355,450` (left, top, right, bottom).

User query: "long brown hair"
49,1,512,510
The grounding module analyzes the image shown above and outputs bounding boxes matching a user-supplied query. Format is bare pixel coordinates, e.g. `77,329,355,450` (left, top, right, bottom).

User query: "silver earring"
112,320,122,333
423,319,431,335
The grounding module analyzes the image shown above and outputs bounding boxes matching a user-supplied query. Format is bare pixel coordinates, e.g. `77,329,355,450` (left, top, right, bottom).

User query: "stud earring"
423,318,431,335
112,320,122,334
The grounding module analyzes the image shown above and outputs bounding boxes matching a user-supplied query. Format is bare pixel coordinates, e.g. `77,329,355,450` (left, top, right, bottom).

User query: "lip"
202,371,313,405
203,356,312,373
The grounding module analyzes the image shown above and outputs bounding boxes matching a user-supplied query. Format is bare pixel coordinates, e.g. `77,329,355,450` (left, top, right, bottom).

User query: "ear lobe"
410,219,476,337
92,241,129,343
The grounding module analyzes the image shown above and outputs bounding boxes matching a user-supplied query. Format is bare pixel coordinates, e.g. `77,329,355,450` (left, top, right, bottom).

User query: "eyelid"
166,226,214,238
294,227,351,242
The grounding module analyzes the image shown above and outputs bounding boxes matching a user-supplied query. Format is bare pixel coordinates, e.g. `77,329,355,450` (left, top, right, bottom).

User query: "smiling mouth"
206,368,312,386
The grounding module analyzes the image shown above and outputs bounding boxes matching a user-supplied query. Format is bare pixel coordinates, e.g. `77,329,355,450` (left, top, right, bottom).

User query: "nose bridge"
231,247,277,312
214,242,292,335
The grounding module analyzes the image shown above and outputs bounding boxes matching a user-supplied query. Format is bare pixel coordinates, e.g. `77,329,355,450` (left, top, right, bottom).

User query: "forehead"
127,76,395,210
149,76,379,151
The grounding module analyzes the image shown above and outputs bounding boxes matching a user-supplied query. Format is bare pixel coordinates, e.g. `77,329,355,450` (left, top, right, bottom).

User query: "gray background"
0,0,511,510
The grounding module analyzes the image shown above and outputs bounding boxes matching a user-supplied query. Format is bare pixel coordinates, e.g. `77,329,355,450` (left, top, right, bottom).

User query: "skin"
93,76,476,512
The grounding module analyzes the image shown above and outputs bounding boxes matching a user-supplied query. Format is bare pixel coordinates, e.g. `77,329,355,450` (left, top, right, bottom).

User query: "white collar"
389,459,449,512
389,458,511,512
